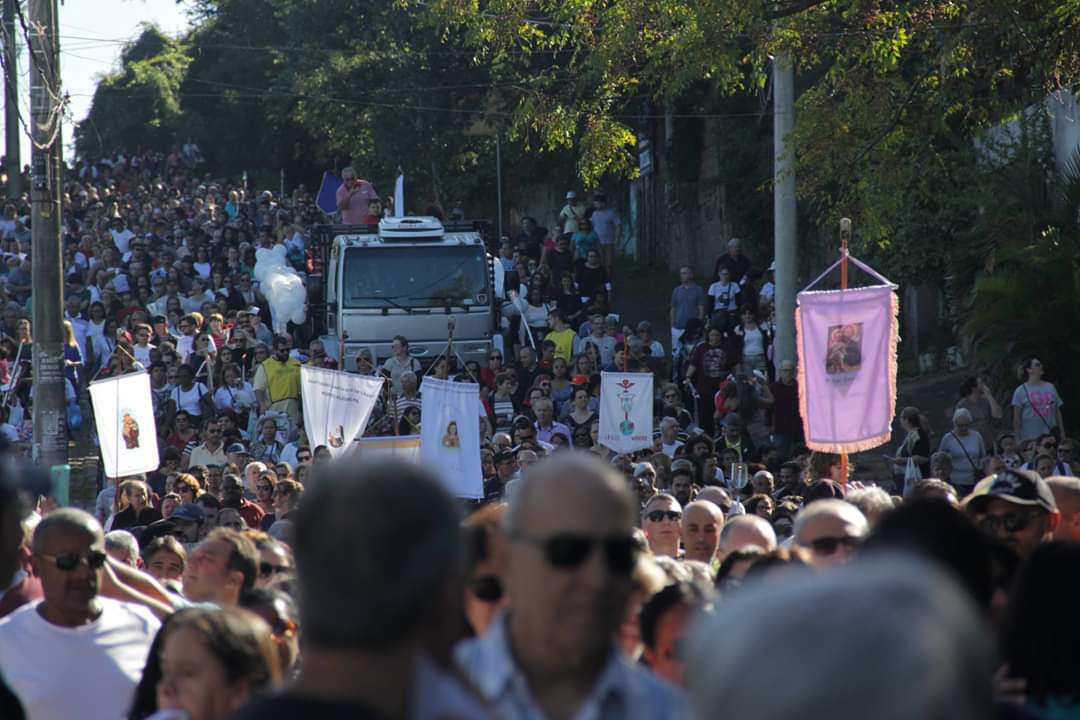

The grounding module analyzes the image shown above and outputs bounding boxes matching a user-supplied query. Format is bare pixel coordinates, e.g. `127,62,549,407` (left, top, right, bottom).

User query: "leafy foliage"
77,25,191,155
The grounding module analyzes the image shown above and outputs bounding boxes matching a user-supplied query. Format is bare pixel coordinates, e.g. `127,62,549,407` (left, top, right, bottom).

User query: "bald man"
0,509,160,720
682,501,725,564
794,499,869,570
718,515,777,561
456,453,686,719
1046,476,1080,541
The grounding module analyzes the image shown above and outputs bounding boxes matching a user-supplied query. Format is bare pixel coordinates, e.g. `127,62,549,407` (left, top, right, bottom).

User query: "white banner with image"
419,377,483,499
89,371,160,478
599,371,655,454
300,365,384,458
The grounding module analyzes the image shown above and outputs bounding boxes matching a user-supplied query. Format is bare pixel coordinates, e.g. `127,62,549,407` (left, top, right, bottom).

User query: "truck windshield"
342,245,489,309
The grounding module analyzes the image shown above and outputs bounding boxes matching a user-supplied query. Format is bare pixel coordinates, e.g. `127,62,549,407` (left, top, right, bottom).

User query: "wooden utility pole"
29,0,66,470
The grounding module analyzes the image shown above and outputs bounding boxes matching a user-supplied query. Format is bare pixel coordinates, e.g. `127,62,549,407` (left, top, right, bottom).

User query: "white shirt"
0,598,160,720
110,228,135,254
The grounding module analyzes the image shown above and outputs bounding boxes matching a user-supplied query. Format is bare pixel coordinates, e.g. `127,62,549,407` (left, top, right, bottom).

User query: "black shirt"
575,264,609,301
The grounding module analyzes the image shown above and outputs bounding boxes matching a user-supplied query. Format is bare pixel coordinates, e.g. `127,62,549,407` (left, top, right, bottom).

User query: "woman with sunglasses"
659,382,694,430
1012,357,1065,442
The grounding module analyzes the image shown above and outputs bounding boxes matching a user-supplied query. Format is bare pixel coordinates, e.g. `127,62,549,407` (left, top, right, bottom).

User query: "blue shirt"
456,614,687,720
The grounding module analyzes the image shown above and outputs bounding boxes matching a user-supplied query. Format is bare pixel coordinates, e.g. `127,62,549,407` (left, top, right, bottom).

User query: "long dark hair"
1002,542,1080,705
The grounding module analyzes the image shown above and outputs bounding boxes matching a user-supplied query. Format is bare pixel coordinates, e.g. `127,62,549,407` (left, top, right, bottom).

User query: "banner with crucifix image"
599,371,654,454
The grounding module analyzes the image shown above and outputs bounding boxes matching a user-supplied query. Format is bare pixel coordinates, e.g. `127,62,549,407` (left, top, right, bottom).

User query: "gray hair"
845,487,895,528
953,407,974,425
400,371,417,385
659,417,679,432
341,166,356,180
294,459,461,650
687,554,994,720
32,508,102,554
930,451,954,474
104,530,140,567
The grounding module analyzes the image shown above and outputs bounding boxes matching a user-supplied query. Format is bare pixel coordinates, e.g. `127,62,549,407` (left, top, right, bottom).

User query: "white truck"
310,217,503,371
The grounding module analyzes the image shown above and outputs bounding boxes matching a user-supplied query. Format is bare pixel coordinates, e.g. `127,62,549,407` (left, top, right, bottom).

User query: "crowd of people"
0,148,1074,719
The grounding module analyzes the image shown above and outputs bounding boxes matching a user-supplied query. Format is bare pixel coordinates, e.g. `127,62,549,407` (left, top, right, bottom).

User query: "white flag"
420,377,483,499
300,366,384,458
89,372,160,478
394,173,404,217
599,371,655,454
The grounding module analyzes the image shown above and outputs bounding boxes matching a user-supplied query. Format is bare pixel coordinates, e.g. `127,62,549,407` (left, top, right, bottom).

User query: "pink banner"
796,285,898,453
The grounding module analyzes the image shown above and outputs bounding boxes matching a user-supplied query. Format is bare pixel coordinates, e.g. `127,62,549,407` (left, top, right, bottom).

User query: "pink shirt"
336,179,379,224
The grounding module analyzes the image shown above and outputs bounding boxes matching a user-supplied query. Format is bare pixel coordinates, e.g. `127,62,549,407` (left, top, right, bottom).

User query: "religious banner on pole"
419,377,483,499
300,366,384,458
598,371,654,454
796,284,899,453
89,371,160,478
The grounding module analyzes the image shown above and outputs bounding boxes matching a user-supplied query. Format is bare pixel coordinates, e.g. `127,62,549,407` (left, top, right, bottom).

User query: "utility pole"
773,50,797,367
29,0,66,471
3,0,19,198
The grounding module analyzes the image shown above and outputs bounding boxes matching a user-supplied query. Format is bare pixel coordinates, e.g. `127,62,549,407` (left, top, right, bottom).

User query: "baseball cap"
493,449,516,465
721,413,743,429
226,443,248,455
170,503,205,523
670,459,695,476
571,374,590,386
964,469,1057,514
768,261,776,272
566,191,576,199
636,320,652,333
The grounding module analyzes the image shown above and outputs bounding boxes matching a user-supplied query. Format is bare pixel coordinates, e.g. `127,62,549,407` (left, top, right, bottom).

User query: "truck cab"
311,217,501,371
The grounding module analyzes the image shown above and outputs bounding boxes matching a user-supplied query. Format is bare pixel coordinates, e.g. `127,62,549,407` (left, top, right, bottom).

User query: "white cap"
768,261,776,272
566,191,576,200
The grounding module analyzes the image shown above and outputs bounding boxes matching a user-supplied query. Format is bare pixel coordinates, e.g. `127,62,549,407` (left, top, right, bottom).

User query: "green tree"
75,24,191,157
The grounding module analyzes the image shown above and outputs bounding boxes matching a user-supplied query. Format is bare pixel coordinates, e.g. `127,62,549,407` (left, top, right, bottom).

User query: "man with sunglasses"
965,468,1059,560
456,453,686,719
793,499,869,570
642,493,683,558
0,509,161,720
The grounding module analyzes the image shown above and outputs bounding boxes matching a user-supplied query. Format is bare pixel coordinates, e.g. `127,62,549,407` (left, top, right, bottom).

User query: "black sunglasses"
38,550,108,572
645,510,682,523
808,536,861,556
260,562,291,576
980,511,1041,535
511,532,637,575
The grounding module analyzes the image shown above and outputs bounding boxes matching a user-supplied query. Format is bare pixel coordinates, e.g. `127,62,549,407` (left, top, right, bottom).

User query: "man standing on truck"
335,167,378,225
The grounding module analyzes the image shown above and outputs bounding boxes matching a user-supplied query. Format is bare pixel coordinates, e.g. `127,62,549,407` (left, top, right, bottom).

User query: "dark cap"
226,443,248,455
721,413,743,429
170,503,205,523
804,479,845,504
494,449,516,465
965,469,1057,514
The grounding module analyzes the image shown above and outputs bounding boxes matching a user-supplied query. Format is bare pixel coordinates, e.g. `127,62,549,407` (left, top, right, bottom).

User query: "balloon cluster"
253,245,307,333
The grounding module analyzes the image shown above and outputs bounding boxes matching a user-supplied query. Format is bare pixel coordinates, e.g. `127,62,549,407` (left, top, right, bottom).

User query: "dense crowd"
0,148,1075,720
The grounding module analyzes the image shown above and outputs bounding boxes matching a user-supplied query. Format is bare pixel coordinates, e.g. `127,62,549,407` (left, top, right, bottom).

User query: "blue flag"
317,171,342,215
